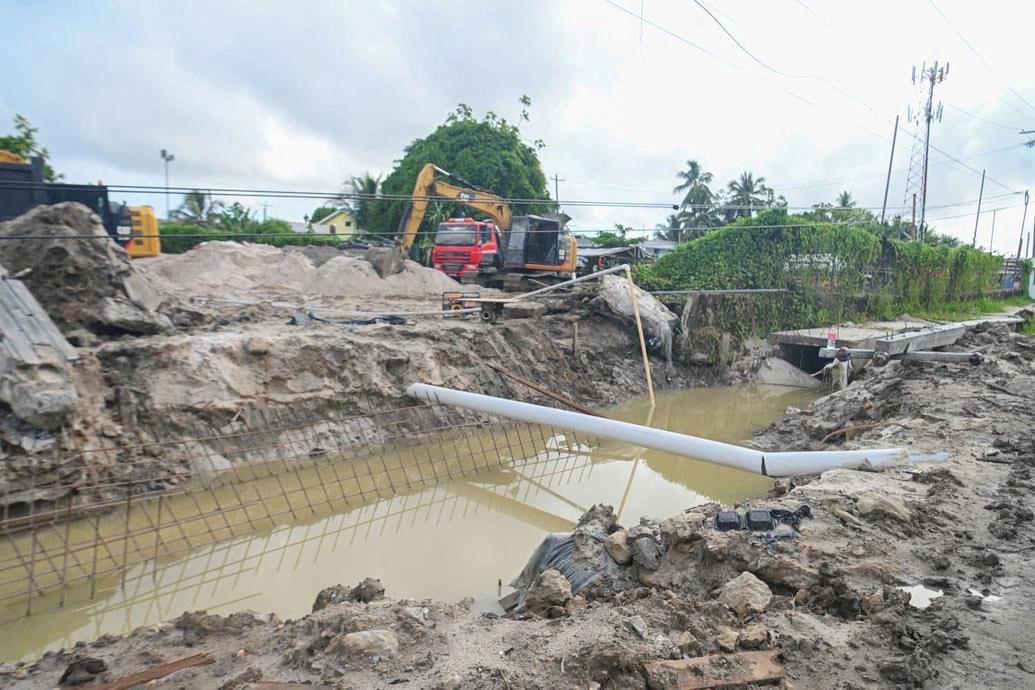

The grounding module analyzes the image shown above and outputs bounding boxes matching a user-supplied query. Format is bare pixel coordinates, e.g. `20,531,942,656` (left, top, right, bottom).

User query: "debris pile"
0,202,171,338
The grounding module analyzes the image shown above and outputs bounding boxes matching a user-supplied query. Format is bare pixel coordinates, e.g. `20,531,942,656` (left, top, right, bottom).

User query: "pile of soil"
309,256,463,299
0,203,171,337
8,323,1032,688
140,242,462,301
140,242,316,297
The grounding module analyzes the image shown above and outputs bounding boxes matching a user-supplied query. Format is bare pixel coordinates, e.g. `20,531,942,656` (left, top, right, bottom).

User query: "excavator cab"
503,214,572,270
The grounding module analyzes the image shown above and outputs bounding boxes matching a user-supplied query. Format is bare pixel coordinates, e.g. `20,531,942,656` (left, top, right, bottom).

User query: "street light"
160,149,175,219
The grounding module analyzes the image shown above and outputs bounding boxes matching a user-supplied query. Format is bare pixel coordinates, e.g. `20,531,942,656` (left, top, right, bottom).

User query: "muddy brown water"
0,385,817,661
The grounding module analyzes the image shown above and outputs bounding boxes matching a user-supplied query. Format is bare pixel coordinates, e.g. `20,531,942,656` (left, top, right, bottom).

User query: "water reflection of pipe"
407,384,946,477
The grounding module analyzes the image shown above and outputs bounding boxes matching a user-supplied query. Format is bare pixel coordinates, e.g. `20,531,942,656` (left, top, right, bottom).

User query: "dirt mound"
142,241,315,297
285,245,347,268
141,242,462,301
309,256,462,299
0,202,171,337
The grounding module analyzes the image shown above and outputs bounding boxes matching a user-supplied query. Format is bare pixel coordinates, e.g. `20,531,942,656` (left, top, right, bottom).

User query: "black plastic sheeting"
509,531,610,609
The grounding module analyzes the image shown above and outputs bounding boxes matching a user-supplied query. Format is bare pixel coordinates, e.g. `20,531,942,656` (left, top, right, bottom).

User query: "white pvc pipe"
407,383,946,478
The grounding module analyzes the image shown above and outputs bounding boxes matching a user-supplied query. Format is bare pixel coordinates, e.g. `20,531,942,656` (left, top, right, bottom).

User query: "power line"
606,0,1022,197
0,179,965,213
690,0,804,78
926,0,1035,118
944,102,1024,132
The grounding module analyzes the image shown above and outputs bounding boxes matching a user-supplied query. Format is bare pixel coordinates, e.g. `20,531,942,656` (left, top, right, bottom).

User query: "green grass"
902,295,1033,322
1022,320,1035,336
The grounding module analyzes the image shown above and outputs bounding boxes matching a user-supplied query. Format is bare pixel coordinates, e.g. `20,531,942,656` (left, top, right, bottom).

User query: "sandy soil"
3,323,1033,688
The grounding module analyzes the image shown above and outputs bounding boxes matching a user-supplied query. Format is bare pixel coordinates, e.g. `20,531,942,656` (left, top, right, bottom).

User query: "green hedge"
637,210,1006,333
158,222,343,254
641,210,1002,307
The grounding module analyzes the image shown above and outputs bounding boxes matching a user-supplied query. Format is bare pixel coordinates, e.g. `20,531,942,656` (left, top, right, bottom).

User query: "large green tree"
0,114,61,180
365,101,553,239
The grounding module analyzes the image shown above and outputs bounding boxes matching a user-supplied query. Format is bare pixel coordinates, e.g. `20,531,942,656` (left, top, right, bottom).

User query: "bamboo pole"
624,266,655,406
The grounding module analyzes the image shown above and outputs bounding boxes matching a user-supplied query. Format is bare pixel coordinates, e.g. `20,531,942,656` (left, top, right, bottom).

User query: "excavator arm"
395,163,512,253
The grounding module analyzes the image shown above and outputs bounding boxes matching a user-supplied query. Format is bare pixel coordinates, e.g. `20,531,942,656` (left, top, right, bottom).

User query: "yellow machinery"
395,163,512,253
395,163,576,288
0,151,26,164
122,206,161,258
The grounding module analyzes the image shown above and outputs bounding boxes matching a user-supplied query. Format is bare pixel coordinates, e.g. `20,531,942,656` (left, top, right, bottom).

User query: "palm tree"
673,160,723,233
673,160,714,209
171,190,224,224
654,213,687,242
335,173,382,232
836,190,855,208
725,172,771,219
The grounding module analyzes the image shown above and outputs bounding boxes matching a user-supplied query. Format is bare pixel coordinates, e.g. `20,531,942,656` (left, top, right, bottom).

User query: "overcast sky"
3,0,1034,253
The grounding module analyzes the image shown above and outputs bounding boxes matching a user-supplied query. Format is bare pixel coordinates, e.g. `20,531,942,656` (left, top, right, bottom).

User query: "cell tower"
902,61,948,239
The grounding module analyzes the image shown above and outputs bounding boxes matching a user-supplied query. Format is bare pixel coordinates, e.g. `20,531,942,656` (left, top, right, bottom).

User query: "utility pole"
1018,190,1030,261
880,115,899,225
911,193,917,241
989,209,997,253
552,173,565,206
903,61,947,239
261,202,271,221
160,149,175,219
971,169,985,247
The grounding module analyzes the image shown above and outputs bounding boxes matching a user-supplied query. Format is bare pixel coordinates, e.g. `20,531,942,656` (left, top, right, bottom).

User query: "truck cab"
431,217,501,283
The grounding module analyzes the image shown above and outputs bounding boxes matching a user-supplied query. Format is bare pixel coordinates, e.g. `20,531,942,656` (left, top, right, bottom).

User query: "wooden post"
624,267,655,406
571,322,579,358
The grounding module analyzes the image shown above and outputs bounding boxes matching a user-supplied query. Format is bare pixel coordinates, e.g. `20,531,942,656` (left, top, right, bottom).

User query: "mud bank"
5,321,1033,688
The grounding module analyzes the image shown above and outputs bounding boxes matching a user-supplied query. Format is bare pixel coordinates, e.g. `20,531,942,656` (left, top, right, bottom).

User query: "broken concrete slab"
875,323,967,355
363,247,405,278
0,275,79,429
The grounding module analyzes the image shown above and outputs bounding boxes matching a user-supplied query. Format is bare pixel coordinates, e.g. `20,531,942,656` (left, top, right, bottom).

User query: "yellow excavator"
395,163,576,290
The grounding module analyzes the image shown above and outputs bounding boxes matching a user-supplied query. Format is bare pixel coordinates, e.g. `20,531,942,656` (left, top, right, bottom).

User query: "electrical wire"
926,0,1035,118
944,102,1024,132
691,0,805,78
604,0,1024,196
0,179,971,213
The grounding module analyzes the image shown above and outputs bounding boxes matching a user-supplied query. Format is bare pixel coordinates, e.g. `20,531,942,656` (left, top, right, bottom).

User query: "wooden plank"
95,653,214,690
643,650,785,690
875,323,966,354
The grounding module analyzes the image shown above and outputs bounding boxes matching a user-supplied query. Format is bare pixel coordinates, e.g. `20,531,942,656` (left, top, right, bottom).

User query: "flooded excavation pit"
0,385,817,661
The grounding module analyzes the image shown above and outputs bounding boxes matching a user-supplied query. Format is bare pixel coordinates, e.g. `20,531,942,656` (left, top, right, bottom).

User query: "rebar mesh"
0,398,606,625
